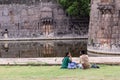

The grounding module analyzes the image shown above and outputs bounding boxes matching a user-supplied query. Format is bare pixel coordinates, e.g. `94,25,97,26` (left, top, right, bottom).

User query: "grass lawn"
0,65,120,80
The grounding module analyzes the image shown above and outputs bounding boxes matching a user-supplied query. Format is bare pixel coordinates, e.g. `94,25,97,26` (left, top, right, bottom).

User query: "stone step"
0,57,120,65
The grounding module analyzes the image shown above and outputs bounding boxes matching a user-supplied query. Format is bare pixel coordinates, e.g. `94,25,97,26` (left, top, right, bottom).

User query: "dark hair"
64,52,69,57
80,50,87,55
62,52,70,62
5,29,8,31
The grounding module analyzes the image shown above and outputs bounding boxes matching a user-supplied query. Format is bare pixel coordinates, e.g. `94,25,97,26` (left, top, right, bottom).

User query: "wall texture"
88,0,120,54
0,0,69,39
0,0,89,39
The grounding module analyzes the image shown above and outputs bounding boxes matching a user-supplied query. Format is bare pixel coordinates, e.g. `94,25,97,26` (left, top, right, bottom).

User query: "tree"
58,0,90,17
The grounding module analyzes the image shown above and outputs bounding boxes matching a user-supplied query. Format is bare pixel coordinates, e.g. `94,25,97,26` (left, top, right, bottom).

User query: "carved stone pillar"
88,0,120,54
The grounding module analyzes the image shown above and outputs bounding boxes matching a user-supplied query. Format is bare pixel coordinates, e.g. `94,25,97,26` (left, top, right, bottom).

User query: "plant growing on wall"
58,0,90,17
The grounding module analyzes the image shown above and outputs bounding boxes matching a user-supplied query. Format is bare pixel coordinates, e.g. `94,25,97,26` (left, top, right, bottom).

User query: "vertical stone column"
88,0,120,54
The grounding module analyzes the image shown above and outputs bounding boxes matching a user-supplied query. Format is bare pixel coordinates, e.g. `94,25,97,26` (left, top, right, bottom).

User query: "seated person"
61,52,72,69
79,50,91,69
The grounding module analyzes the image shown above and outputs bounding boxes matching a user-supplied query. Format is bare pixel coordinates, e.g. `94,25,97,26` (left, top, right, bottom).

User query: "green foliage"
66,2,79,16
58,0,90,17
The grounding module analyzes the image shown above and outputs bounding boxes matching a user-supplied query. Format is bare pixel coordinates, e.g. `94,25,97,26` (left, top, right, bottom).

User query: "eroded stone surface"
88,0,120,54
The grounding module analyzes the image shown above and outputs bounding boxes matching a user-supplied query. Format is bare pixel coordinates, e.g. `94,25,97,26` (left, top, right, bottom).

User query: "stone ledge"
88,48,120,55
0,57,120,66
0,36,88,41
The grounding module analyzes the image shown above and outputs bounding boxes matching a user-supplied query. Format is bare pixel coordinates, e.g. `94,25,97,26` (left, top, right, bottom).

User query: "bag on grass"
91,64,100,68
68,62,77,69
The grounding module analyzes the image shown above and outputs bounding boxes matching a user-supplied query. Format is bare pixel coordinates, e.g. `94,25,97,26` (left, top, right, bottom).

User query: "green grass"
0,65,120,80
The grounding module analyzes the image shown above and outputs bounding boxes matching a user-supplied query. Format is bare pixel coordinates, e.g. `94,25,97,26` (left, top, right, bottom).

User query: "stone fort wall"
0,0,69,39
88,0,120,53
0,0,89,39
